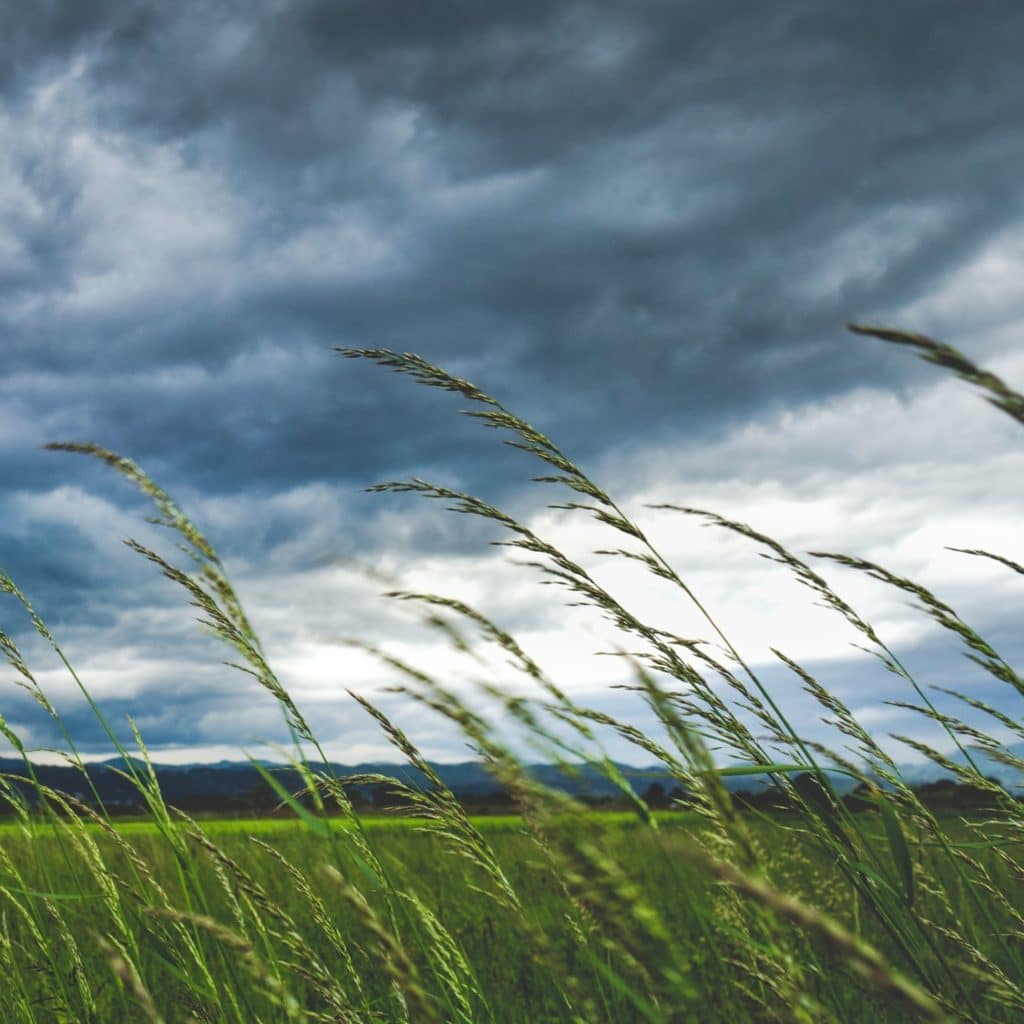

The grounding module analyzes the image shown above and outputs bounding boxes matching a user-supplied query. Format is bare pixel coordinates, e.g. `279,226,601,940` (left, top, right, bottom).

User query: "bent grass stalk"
0,323,1015,1020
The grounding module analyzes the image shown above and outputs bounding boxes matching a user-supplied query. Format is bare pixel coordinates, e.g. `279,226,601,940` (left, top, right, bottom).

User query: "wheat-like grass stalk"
0,321,1016,1020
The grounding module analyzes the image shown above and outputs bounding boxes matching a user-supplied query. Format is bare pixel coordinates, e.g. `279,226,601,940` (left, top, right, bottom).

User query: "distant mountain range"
0,757,702,811
890,741,1024,792
0,743,1019,814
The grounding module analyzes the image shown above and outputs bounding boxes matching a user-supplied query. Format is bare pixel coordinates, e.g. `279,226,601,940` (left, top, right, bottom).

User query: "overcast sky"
1,1,1022,767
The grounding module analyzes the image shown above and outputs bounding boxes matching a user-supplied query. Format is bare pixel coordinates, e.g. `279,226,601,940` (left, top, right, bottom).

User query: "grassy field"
0,323,1022,1022
0,810,1019,1023
0,809,689,837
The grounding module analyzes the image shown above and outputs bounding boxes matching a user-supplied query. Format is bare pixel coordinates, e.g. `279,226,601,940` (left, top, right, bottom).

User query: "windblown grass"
0,323,1020,1022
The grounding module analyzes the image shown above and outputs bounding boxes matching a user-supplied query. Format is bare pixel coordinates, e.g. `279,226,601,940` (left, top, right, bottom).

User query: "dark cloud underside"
1,2,1022,758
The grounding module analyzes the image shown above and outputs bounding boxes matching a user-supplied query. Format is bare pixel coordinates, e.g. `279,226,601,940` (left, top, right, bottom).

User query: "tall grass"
0,323,1019,1021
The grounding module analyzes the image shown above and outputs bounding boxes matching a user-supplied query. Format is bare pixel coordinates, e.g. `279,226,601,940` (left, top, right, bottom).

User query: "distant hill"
0,756,703,813
0,745,1018,815
891,741,1024,792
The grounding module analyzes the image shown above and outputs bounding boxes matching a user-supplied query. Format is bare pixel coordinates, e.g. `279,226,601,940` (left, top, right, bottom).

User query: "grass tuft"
0,323,1015,1020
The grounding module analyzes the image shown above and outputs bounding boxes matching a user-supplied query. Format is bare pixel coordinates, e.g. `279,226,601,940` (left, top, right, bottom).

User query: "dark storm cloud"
5,1,1024,484
0,2,118,93
1,1,1022,756
0,675,291,755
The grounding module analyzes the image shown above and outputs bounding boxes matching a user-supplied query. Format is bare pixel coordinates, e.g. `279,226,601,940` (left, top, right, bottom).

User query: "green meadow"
0,323,1022,1022
0,806,1019,1024
1,811,1021,1023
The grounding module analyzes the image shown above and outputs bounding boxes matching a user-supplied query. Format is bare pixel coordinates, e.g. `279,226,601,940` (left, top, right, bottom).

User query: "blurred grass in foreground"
0,323,1020,1022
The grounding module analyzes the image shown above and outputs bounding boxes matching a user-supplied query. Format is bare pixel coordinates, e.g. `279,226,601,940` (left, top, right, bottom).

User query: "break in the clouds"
1,2,1022,765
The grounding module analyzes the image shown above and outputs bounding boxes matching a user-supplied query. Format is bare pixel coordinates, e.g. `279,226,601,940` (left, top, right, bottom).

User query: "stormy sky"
1,1,1022,766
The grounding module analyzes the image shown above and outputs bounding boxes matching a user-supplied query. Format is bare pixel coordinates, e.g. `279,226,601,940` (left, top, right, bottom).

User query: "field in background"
0,809,694,837
1,811,1019,1023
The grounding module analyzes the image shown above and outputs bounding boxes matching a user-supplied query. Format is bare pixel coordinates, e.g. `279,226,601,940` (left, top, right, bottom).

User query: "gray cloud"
1,1,1022,760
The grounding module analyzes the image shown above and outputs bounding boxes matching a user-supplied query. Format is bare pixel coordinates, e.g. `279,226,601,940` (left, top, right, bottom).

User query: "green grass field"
0,810,1018,1023
0,809,687,837
1,324,1023,1021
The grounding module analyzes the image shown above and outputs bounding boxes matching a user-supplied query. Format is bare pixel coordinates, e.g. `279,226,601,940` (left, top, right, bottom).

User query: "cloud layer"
1,2,1023,764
